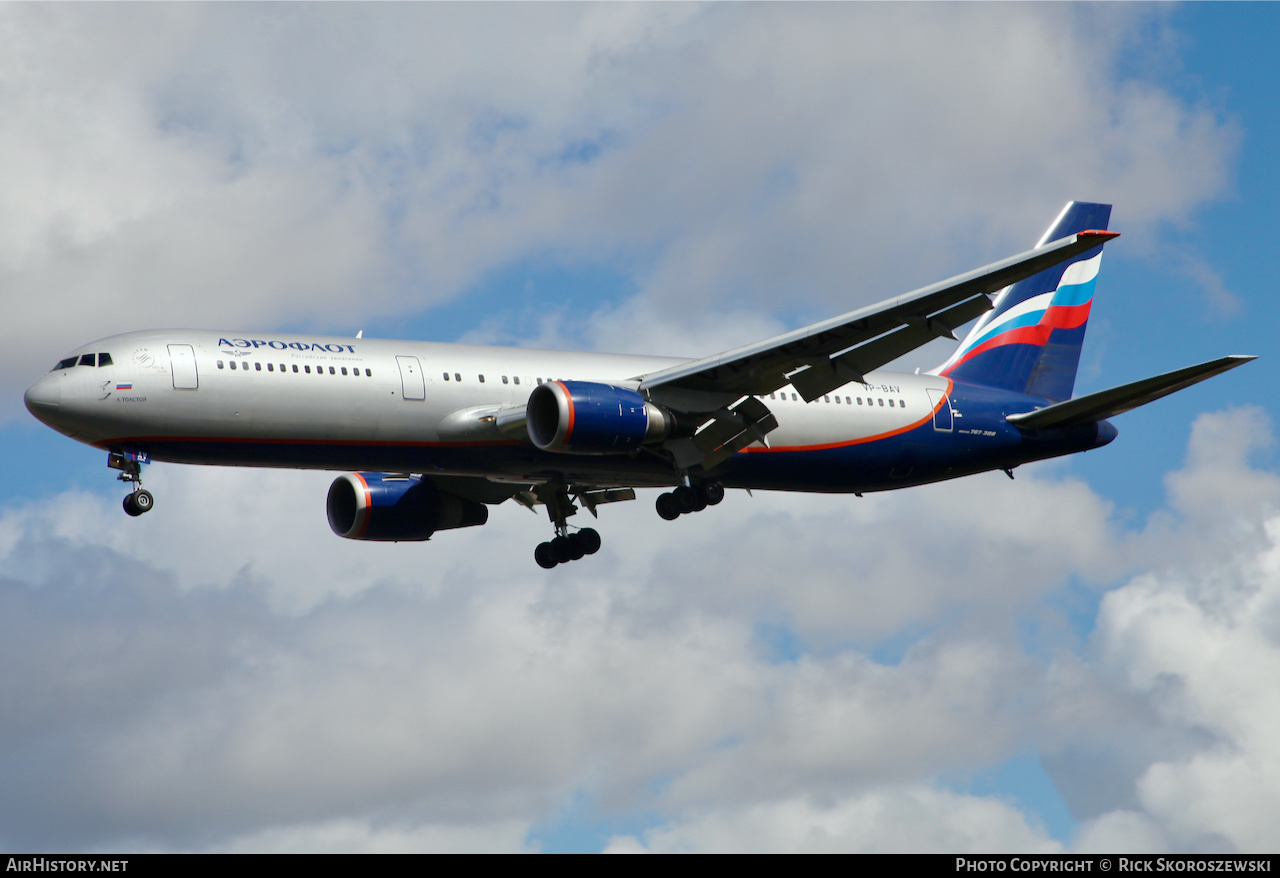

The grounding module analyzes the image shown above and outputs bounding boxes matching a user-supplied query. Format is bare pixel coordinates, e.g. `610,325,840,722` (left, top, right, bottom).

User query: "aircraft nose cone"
24,374,61,421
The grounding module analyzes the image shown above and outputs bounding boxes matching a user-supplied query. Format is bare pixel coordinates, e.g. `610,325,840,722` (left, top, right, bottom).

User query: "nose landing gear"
123,489,154,517
109,451,155,517
656,480,724,521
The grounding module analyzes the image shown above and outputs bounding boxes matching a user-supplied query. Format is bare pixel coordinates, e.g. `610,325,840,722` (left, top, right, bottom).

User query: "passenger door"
396,355,426,400
168,344,199,390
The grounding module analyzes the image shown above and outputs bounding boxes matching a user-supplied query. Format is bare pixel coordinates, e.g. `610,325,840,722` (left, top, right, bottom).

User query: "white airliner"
24,203,1253,567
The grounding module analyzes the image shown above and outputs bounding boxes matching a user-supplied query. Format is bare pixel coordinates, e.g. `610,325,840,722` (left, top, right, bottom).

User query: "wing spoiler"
1005,355,1255,430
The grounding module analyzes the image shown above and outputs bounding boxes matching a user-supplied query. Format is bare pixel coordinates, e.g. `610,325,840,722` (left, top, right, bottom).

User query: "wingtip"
1077,229,1120,241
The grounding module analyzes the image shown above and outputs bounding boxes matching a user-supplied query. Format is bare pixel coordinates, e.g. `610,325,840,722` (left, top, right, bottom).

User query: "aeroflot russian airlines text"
218,337,358,352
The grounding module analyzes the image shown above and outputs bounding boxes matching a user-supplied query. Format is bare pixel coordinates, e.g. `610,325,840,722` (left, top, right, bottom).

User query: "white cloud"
605,787,1062,854
1,1,1267,853
2,4,1236,419
2,409,1273,852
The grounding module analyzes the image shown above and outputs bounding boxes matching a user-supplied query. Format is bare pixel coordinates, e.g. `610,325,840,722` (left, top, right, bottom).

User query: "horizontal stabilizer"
1006,355,1255,430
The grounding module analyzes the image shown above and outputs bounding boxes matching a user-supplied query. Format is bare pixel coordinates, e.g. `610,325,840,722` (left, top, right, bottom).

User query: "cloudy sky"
2,2,1278,853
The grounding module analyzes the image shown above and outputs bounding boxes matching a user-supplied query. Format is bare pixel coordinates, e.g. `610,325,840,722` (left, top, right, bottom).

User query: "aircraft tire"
700,481,725,506
567,534,587,561
133,489,154,513
578,528,601,555
674,486,697,514
656,492,681,521
123,494,142,517
552,535,574,564
535,542,557,569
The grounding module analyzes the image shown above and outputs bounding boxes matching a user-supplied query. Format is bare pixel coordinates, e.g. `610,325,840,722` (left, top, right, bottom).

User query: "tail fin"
937,201,1112,402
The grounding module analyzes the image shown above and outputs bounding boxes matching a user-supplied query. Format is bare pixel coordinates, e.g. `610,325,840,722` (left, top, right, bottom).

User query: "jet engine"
526,380,670,454
326,473,488,541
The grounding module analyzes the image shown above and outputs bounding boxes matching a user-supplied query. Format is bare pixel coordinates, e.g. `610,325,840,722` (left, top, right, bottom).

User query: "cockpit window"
78,354,96,367
54,357,78,371
98,353,113,367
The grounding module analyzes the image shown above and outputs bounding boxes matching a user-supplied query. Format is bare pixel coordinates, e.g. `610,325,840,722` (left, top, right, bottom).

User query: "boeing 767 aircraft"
24,203,1253,567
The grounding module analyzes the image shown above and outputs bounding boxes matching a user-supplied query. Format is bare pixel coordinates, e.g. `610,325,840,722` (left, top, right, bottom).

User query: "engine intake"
326,473,488,541
526,380,669,454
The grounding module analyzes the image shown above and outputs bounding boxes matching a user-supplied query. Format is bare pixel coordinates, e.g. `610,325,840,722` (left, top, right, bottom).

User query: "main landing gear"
655,480,724,521
534,528,601,569
108,451,154,517
533,483,602,569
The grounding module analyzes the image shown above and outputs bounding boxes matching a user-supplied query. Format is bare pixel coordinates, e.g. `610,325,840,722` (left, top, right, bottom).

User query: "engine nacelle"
326,473,489,541
526,380,670,454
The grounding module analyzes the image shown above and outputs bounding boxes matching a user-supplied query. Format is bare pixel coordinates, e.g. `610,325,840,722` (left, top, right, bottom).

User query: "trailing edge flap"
1006,355,1255,430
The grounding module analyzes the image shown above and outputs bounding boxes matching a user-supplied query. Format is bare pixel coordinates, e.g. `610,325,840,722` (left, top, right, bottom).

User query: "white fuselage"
26,329,950,490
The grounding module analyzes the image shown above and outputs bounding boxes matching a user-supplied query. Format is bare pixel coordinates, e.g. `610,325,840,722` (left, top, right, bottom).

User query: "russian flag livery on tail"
24,202,1255,568
938,201,1111,403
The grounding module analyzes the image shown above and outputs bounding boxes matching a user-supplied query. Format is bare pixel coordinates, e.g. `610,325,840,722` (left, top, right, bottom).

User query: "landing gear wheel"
699,481,725,506
567,533,587,561
552,535,573,564
577,528,602,555
656,492,681,521
674,485,697,514
133,489,154,513
123,490,154,517
535,542,557,569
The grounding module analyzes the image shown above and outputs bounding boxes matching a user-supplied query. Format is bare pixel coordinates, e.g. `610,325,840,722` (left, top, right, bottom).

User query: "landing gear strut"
533,483,601,569
656,480,724,521
109,451,154,517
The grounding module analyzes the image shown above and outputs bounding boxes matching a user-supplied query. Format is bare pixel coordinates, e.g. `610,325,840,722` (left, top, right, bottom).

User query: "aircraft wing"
1005,355,1256,430
638,230,1118,408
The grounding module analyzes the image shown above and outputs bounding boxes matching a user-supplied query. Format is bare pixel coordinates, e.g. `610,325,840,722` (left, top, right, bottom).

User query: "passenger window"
341,367,347,375
328,366,334,375
878,398,884,406
443,372,450,381
536,378,543,385
217,361,225,370
365,369,371,377
514,376,521,386
888,398,894,407
835,396,841,404
791,393,798,401
900,399,905,408
280,364,286,372
229,361,237,370
501,376,508,384
856,397,862,405
455,373,462,382
305,365,311,374
292,365,299,373
98,353,113,367
255,362,262,371
479,375,485,383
